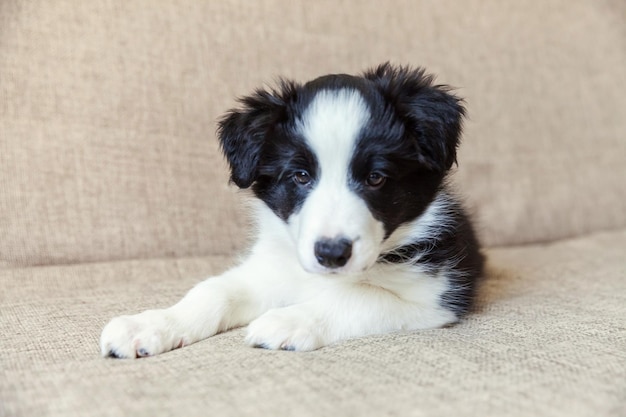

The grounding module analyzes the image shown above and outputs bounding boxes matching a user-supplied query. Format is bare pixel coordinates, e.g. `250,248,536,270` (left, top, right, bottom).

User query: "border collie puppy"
101,63,484,357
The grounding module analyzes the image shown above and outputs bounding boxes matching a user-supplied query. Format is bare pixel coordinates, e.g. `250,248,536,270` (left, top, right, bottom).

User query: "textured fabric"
1,229,625,417
2,2,625,414
1,1,626,266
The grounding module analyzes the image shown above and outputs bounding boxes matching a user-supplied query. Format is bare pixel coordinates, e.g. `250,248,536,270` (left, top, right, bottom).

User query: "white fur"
100,90,457,358
100,198,455,357
289,89,385,274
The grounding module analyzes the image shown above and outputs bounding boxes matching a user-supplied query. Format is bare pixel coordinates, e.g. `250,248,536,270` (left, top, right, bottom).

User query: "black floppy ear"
217,81,297,188
365,63,465,171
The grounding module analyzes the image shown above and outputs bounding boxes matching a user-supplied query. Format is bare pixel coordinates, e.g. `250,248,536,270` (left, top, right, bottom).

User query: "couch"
1,1,625,416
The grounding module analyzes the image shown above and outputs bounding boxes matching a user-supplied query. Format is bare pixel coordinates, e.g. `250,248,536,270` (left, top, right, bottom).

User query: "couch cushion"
1,229,625,417
1,1,625,265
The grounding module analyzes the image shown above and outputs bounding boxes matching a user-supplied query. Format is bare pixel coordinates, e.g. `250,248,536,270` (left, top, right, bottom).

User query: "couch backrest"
1,1,625,267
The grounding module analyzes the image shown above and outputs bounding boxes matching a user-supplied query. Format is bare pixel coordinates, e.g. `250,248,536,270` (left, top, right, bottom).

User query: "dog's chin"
301,263,344,276
299,256,378,276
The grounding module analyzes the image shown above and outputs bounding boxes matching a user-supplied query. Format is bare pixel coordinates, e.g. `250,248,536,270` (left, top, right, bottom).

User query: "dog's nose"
314,238,353,269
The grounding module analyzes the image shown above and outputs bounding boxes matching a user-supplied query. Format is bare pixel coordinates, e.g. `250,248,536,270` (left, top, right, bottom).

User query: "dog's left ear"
365,63,465,171
217,81,297,188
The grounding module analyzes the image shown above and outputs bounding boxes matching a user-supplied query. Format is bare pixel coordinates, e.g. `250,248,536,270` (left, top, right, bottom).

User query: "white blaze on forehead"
298,88,369,174
290,88,384,274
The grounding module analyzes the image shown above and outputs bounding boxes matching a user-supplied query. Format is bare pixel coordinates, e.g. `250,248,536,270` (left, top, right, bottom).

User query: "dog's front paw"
100,310,183,359
245,307,326,351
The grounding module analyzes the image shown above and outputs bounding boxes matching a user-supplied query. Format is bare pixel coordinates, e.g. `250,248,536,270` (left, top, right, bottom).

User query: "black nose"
314,238,353,269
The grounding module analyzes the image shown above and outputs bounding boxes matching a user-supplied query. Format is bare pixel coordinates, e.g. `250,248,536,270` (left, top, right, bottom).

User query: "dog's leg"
245,278,457,351
100,257,289,359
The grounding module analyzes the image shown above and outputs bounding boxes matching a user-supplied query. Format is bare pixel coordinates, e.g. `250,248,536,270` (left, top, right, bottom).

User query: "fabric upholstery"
1,2,625,416
1,0,625,266
2,229,625,417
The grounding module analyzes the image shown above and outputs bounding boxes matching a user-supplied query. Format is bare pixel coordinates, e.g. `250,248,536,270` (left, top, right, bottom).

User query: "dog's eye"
293,170,311,186
366,172,386,189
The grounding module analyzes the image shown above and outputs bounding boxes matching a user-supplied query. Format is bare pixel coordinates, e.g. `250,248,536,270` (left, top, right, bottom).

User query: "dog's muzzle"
314,237,353,269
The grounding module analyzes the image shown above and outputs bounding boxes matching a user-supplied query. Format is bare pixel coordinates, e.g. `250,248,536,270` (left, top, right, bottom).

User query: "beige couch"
2,1,625,416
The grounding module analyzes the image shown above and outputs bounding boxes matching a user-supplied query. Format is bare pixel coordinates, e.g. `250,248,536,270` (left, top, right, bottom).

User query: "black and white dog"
101,63,483,357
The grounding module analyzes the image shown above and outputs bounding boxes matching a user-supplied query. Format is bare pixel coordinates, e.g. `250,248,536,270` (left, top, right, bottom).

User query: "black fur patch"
379,195,484,317
348,63,465,237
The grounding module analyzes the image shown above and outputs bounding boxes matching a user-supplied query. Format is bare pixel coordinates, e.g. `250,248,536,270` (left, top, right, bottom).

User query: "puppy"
100,63,483,357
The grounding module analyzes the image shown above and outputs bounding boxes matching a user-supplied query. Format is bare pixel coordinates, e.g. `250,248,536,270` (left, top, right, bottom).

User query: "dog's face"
218,63,464,275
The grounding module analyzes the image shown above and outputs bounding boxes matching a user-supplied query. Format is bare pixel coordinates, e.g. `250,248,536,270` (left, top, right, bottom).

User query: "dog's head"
218,63,465,274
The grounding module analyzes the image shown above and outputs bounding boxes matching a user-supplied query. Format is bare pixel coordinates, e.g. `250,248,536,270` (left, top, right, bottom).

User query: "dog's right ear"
217,81,298,189
364,63,465,172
